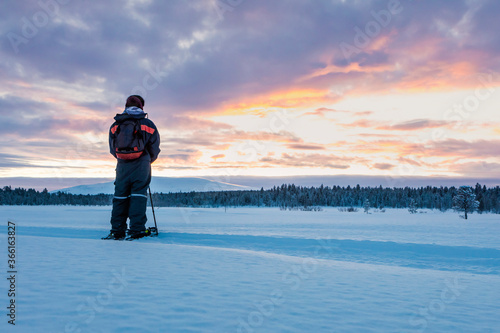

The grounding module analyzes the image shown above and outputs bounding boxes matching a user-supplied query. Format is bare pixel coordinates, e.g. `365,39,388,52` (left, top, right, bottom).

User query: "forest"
1,183,499,213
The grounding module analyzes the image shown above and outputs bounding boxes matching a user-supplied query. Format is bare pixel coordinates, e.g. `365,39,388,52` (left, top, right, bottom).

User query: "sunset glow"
1,0,499,180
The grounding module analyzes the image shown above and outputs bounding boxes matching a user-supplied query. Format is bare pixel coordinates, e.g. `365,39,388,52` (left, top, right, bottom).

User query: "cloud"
377,119,453,131
427,139,500,159
260,153,352,169
450,162,500,178
177,148,198,153
346,138,500,161
0,153,34,168
372,163,395,170
0,95,109,143
160,115,233,131
286,144,326,150
357,133,400,139
334,51,390,68
354,111,374,117
1,1,500,178
163,129,302,152
341,119,379,129
211,154,225,161
303,107,347,117
163,149,203,164
4,0,498,118
4,1,500,115
302,107,373,120
398,157,422,167
342,118,455,131
0,152,85,169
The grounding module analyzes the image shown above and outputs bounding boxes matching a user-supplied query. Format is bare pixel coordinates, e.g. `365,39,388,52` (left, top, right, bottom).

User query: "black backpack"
112,119,145,160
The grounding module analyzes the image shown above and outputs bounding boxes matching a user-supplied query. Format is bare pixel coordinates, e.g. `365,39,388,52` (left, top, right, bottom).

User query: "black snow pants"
110,155,151,235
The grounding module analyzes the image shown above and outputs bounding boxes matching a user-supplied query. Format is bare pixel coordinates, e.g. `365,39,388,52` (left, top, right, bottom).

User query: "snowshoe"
125,230,149,241
102,231,126,240
125,227,158,241
147,226,159,236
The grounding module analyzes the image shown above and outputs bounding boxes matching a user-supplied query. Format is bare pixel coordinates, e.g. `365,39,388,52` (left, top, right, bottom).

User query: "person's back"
103,95,160,240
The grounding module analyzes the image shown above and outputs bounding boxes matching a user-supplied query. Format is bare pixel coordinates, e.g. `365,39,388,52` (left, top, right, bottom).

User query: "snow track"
17,226,500,275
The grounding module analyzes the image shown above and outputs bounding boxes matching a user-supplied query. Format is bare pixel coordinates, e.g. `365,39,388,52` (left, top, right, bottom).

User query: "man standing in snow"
103,95,160,240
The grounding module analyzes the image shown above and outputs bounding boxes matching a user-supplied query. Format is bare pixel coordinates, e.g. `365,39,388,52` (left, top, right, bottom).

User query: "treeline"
0,187,112,206
152,184,500,213
1,183,499,213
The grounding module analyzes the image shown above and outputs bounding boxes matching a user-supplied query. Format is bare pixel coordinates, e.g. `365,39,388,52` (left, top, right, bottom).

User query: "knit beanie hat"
125,95,143,109
132,95,145,107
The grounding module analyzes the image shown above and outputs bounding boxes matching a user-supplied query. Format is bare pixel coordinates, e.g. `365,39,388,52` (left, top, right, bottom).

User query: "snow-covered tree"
408,198,417,214
364,199,370,214
453,186,480,220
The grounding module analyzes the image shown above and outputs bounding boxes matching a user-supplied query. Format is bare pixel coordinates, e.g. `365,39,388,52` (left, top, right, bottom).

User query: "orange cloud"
340,119,378,129
394,41,491,93
348,140,409,155
220,89,332,116
260,153,353,169
211,154,225,161
229,130,301,144
344,138,500,166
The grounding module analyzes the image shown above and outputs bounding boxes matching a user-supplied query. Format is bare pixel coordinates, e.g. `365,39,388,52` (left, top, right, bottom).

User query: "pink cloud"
303,107,349,117
342,118,455,131
377,119,453,131
449,162,500,178
286,144,326,150
426,139,500,159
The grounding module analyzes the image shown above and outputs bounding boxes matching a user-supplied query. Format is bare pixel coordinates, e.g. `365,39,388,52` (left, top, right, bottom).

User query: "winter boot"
102,231,126,240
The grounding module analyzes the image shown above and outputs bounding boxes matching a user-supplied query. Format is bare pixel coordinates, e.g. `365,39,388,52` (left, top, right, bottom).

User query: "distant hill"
204,175,500,189
1,175,498,193
54,177,256,195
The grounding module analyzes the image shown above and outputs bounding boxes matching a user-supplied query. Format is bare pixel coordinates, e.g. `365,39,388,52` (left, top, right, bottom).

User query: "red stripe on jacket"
141,125,155,134
111,125,119,134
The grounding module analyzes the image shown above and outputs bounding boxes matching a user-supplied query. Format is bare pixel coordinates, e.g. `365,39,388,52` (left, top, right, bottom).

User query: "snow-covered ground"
1,206,499,332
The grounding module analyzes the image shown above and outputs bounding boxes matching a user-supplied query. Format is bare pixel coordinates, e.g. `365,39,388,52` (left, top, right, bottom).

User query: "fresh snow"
1,206,499,332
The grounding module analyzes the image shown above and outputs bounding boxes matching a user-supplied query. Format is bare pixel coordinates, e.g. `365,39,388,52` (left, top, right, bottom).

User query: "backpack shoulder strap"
110,122,119,135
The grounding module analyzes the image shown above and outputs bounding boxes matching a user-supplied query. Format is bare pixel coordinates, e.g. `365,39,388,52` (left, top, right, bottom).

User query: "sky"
0,0,499,181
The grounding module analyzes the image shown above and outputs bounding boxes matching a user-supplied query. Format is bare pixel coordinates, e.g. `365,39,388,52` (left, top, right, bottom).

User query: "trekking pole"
148,187,159,236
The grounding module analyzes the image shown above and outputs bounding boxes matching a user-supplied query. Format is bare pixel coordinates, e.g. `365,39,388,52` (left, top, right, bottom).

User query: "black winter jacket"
109,112,161,163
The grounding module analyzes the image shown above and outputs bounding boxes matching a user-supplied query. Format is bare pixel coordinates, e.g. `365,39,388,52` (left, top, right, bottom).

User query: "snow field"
0,206,499,332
